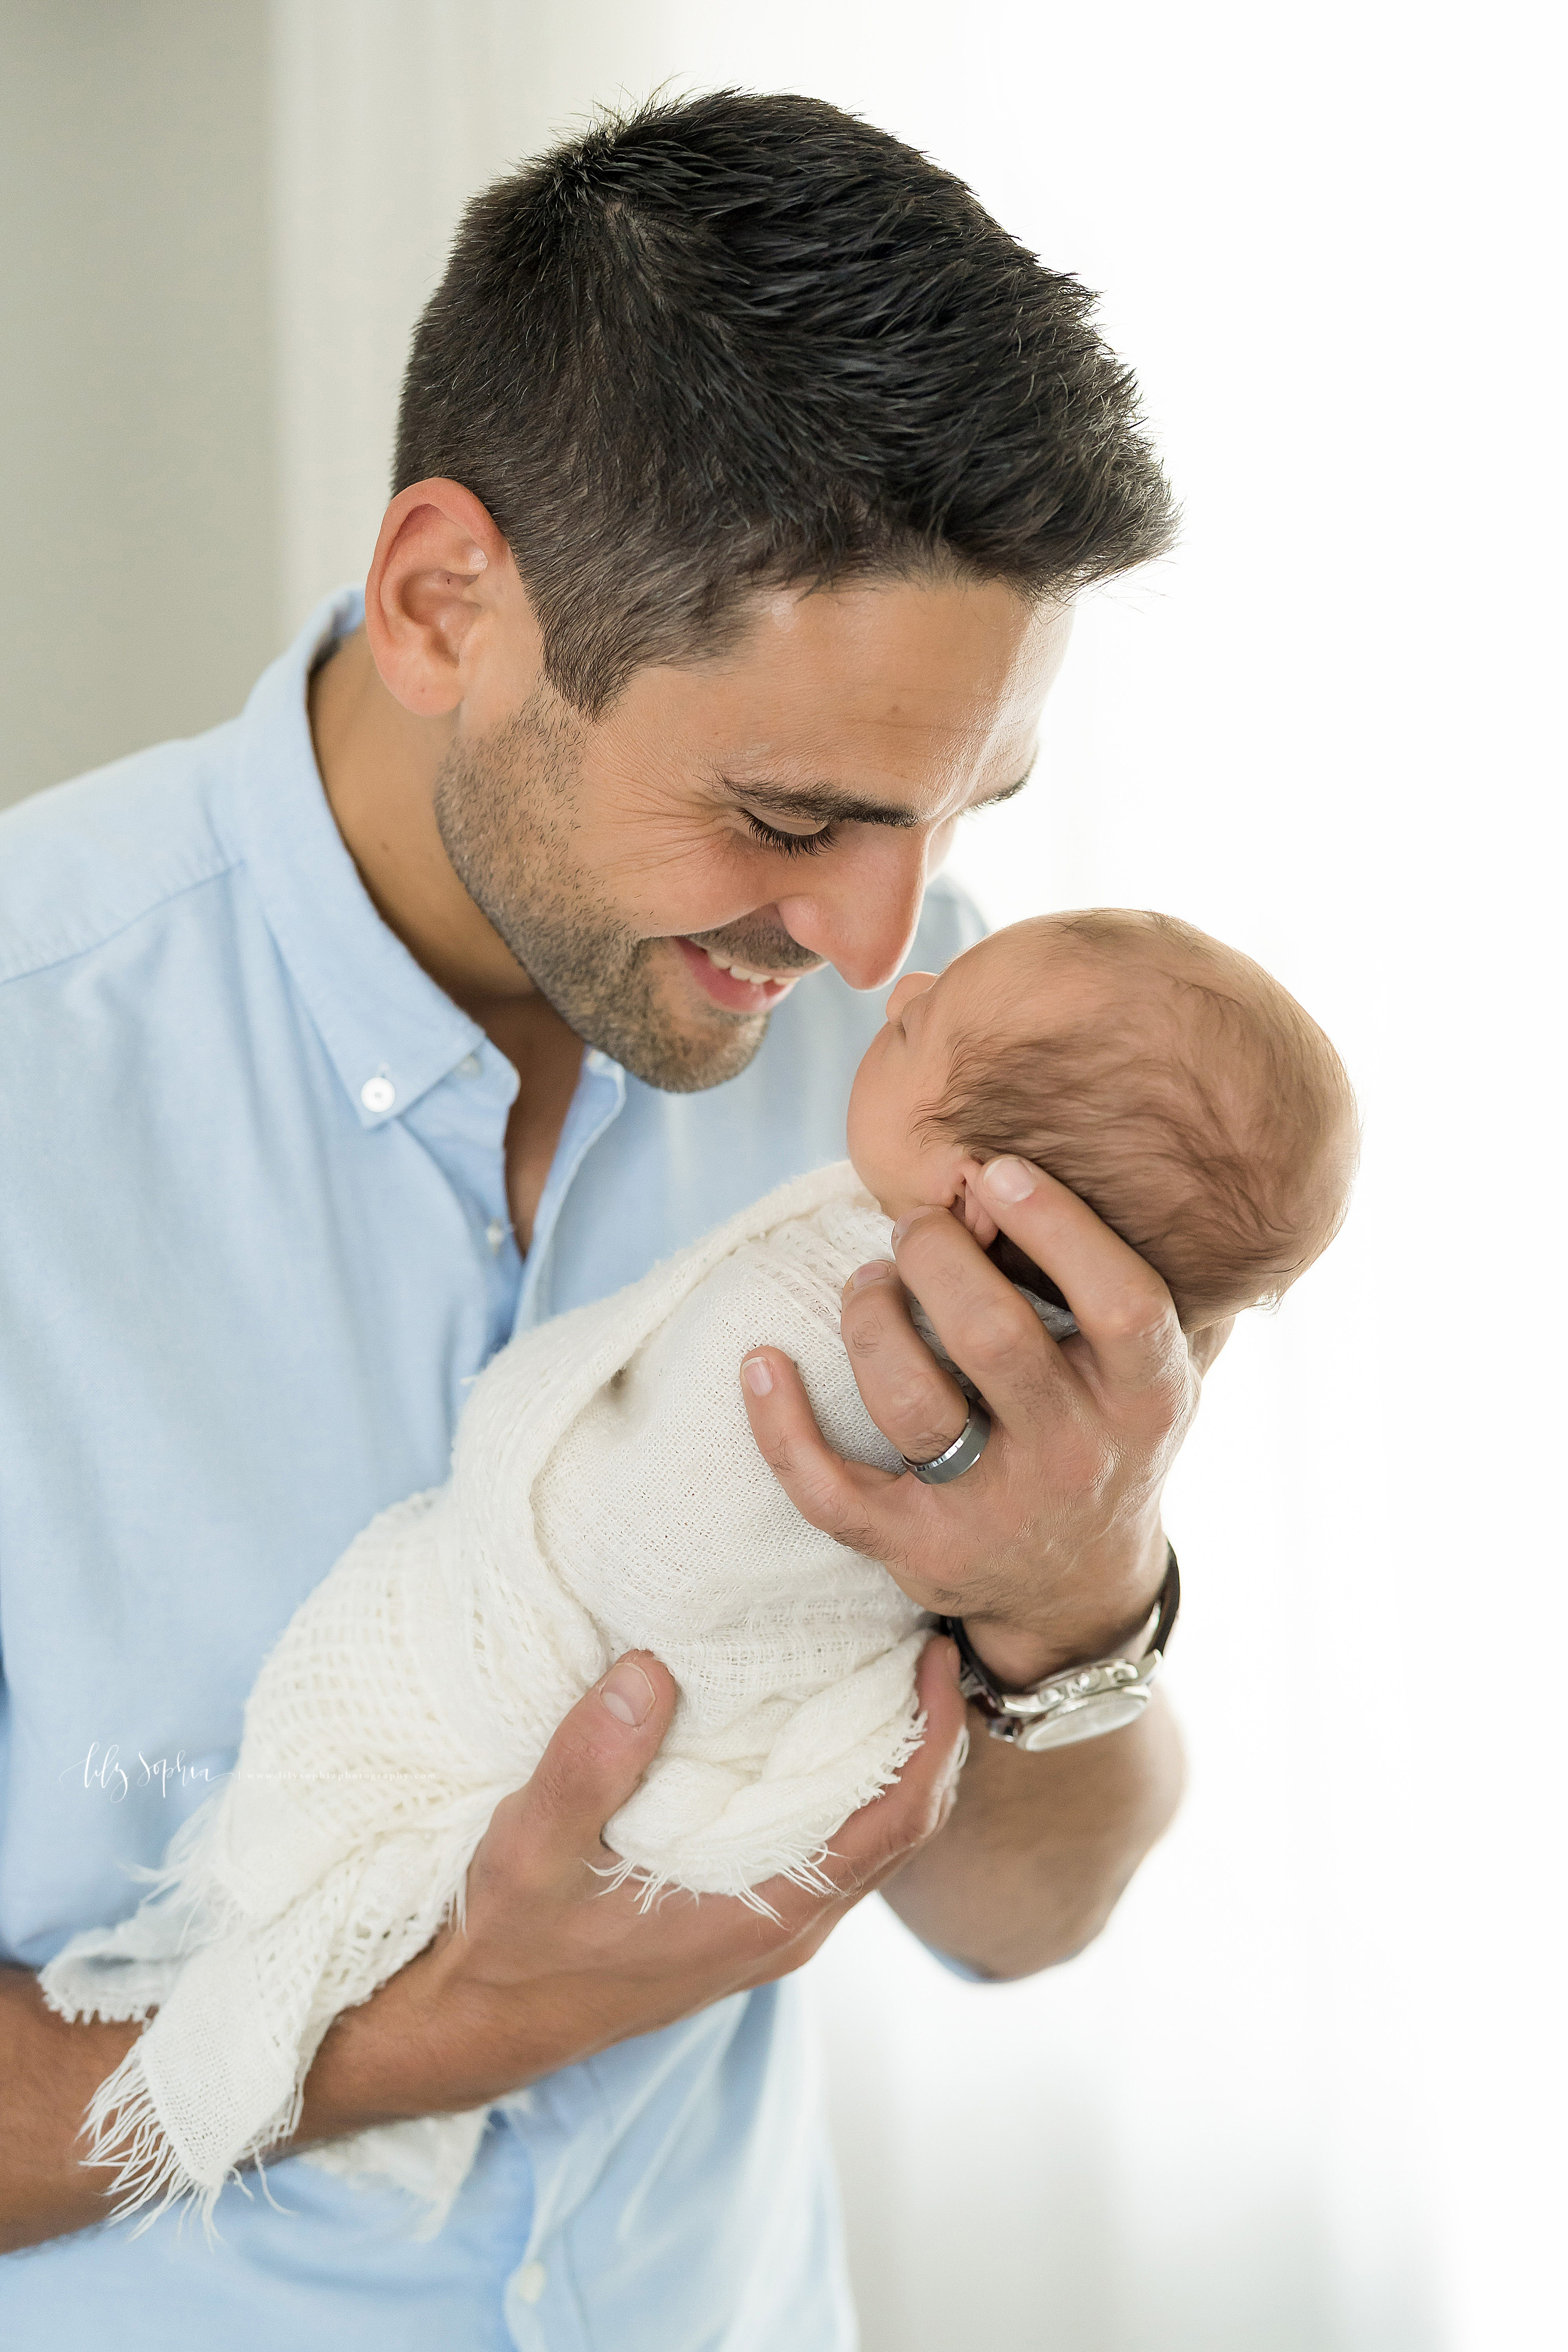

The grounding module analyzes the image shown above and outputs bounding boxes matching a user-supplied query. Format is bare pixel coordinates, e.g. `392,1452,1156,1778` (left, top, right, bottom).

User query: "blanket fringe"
586,1843,847,1926
40,1976,154,2027
583,1702,929,1926
77,2037,233,2243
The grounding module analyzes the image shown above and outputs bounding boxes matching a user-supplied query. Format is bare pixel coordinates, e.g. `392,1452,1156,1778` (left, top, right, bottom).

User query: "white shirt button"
457,1051,482,1078
511,2259,548,2304
359,1075,396,1115
485,1219,507,1254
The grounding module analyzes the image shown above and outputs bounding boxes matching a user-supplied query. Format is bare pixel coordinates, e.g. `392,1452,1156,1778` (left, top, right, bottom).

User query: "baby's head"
846,910,1357,1331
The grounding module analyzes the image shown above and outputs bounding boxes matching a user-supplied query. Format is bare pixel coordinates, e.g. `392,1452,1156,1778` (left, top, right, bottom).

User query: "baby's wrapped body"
41,1165,931,2229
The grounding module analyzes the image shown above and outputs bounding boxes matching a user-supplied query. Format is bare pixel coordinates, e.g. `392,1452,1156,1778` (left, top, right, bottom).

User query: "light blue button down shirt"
0,591,984,2349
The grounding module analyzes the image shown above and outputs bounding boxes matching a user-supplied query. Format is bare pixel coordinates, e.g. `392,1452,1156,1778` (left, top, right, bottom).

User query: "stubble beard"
432,694,776,1094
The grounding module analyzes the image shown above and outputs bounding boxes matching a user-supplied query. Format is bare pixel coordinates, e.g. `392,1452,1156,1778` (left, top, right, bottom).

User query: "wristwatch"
938,1543,1180,1751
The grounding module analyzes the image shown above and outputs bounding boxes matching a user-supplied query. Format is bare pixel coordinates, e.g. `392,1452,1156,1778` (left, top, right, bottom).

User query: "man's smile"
672,935,820,1015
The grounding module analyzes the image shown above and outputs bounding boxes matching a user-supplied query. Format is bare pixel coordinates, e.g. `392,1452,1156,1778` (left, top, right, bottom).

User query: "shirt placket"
515,1051,627,1335
400,1039,524,1367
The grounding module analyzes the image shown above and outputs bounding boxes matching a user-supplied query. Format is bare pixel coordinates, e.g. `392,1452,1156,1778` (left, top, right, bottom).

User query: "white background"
11,4,1565,2344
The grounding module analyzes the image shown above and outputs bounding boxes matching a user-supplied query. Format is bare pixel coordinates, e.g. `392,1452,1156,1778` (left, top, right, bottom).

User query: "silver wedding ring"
903,1404,992,1485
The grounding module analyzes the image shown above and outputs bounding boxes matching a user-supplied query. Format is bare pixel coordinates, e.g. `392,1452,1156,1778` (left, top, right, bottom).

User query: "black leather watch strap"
938,1540,1180,1720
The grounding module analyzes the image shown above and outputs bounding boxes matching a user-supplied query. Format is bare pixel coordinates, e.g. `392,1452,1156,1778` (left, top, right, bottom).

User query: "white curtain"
270,8,1564,2346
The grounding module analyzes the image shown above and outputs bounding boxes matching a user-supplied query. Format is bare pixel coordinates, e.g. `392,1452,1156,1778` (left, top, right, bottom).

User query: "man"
0,91,1205,2348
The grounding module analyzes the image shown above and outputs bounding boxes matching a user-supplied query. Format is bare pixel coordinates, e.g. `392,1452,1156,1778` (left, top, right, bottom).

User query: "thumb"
518,1651,678,1873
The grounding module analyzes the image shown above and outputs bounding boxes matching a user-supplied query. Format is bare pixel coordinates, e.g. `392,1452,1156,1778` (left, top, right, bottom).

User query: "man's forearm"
0,1943,534,2255
1,1643,970,2255
0,1932,569,2256
0,1968,142,2252
881,1688,1184,1979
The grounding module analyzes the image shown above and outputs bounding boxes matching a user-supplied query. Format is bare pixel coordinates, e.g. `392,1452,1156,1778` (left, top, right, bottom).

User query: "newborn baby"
43,908,1355,2230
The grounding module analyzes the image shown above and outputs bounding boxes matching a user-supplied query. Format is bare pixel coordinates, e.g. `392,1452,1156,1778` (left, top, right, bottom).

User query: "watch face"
1018,1689,1148,1751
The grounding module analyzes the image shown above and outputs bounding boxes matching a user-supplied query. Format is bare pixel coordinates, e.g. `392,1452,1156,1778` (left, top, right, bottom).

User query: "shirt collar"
218,587,489,1129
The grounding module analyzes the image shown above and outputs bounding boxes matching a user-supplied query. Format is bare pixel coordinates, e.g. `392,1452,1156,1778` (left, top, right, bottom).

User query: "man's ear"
363,479,528,718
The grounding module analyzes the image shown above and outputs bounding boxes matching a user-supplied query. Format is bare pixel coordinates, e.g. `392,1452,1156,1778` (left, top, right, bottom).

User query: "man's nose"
775,834,930,993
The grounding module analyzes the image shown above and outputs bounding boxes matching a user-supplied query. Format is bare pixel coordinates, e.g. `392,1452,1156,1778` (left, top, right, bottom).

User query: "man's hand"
737,1152,1205,1981
741,1152,1230,1688
1,1641,966,2250
294,1635,966,2144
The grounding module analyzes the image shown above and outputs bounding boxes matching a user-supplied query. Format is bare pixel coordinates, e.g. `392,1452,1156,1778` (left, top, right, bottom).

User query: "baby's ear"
956,1163,999,1248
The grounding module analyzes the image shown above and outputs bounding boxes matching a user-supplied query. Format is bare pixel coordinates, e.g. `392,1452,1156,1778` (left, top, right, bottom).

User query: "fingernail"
982,1156,1036,1203
891,1213,926,1248
848,1261,893,1290
599,1661,656,1727
742,1355,773,1396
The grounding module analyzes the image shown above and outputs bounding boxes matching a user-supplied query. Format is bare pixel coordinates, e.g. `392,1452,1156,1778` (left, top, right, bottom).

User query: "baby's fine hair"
930,910,1357,1328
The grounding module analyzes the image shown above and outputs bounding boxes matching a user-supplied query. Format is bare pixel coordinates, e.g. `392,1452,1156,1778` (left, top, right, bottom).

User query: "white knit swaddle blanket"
41,1163,931,2233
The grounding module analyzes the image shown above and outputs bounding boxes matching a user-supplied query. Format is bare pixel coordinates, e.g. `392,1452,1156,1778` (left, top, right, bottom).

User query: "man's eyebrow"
721,773,1032,829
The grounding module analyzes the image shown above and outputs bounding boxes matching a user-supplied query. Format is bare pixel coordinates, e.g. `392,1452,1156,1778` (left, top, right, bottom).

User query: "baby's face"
846,926,1083,1220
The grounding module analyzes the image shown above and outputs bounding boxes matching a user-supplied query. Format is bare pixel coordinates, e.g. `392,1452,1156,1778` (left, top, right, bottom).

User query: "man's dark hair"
396,90,1177,714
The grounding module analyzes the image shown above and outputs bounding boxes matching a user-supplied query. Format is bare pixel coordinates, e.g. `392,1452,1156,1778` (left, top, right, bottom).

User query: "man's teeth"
702,947,778,987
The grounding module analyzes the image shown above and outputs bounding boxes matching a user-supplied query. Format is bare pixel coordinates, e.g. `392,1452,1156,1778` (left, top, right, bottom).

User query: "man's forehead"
741,572,1062,673
633,576,1064,724
601,577,1069,823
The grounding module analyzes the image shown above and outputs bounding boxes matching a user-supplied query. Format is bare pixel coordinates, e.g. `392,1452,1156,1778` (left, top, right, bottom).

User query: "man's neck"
307,625,524,1021
308,625,585,1249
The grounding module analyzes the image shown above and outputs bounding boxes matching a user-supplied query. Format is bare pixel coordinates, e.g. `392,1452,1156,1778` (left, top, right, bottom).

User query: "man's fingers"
739,1346,913,1554
506,1650,678,1878
825,1634,968,1878
836,1262,975,1465
954,1155,1186,1397
748,1636,968,1917
886,1209,1076,1431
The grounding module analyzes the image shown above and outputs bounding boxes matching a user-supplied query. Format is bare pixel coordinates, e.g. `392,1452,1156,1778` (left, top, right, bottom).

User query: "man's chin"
581,953,774,1094
528,935,810,1095
643,998,773,1095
